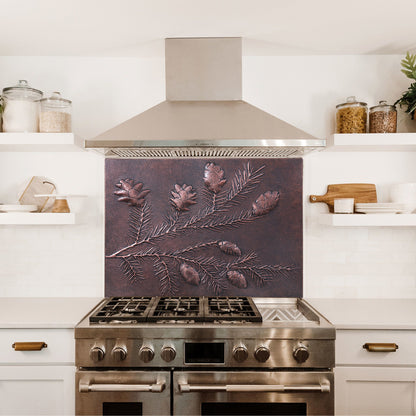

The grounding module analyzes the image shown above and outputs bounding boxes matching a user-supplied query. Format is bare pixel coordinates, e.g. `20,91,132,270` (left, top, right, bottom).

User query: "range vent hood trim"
85,38,325,158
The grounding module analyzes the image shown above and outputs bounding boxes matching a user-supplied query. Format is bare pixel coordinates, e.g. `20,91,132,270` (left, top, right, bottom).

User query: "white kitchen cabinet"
0,328,75,415
307,300,416,416
336,366,416,416
335,329,416,416
0,365,74,415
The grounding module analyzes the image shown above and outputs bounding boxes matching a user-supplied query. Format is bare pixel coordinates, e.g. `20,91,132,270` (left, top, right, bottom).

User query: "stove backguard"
105,158,303,297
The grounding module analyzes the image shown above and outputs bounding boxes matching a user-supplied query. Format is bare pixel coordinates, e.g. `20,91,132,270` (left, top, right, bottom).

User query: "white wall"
0,54,415,298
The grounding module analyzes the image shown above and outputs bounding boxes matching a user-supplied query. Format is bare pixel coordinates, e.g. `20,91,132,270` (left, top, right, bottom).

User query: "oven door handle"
79,380,166,393
178,382,330,393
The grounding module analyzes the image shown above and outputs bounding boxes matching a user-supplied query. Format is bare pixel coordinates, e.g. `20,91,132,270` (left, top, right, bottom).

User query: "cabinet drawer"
0,329,74,365
336,329,416,366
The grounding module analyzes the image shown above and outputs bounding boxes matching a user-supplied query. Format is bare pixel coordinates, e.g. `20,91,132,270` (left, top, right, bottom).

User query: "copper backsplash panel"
105,158,303,297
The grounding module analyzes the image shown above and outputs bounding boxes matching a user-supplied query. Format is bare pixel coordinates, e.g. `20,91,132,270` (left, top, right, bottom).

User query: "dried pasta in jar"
336,96,367,133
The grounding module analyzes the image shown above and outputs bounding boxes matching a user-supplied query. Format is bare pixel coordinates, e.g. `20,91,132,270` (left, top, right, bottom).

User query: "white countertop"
307,298,416,330
1,297,415,330
0,297,102,328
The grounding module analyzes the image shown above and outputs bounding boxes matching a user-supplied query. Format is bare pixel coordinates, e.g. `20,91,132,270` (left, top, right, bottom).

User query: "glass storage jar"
1,80,43,132
336,96,368,133
369,100,397,133
39,92,72,133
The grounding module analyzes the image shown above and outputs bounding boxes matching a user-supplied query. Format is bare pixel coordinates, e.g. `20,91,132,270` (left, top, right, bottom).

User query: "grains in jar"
336,96,367,133
369,101,397,133
39,92,72,133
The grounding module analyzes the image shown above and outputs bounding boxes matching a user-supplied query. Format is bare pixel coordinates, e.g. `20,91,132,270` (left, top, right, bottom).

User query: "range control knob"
90,345,105,362
160,345,176,362
139,345,155,363
293,343,310,363
111,346,127,361
254,345,270,363
233,344,249,362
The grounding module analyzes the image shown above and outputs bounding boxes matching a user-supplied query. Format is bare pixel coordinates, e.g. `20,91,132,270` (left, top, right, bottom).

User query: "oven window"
201,402,307,415
103,402,142,415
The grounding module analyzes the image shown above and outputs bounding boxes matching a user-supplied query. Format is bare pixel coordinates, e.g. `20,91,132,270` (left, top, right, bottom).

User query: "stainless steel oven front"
76,370,170,416
174,370,334,416
75,297,335,415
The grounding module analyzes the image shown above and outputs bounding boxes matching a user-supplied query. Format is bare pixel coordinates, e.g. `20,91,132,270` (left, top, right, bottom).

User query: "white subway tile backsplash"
0,54,415,299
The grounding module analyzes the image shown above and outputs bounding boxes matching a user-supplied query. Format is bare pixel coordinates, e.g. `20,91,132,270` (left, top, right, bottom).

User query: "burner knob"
161,346,176,362
293,343,309,363
254,345,270,363
111,346,127,361
139,345,155,363
233,344,249,362
90,346,105,362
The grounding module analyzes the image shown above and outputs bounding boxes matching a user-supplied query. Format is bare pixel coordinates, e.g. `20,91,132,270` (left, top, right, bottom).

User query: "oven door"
174,371,333,416
76,370,170,416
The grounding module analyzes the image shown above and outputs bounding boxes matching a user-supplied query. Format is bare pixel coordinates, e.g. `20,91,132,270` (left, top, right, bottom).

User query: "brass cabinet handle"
12,342,48,351
363,343,398,352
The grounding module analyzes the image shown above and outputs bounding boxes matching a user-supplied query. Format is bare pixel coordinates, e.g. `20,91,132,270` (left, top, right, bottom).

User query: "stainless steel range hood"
85,38,325,158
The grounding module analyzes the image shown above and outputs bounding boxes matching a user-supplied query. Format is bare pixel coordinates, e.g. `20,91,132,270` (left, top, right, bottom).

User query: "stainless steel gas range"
75,296,335,416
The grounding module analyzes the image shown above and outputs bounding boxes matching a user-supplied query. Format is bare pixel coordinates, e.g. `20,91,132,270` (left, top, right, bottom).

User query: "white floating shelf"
0,133,83,152
318,213,416,227
0,213,75,225
327,133,416,151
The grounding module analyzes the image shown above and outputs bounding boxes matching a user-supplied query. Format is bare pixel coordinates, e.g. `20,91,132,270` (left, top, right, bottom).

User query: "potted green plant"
395,52,416,119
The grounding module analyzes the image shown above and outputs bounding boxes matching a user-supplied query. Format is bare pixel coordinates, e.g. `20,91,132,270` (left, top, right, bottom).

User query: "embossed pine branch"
114,251,225,295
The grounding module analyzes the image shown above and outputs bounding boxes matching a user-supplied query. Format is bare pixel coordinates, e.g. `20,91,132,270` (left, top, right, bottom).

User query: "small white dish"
0,204,38,213
334,198,354,213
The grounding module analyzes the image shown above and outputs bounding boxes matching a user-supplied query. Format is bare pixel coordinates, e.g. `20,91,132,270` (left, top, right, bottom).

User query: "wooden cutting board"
18,176,56,212
309,183,377,212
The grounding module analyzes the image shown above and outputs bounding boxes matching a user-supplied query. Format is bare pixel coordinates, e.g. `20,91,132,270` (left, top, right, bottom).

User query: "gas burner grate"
89,296,263,324
205,297,262,322
89,297,154,323
148,297,205,322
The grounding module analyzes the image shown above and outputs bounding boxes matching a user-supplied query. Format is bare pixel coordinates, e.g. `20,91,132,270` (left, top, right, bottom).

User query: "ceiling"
1,0,415,56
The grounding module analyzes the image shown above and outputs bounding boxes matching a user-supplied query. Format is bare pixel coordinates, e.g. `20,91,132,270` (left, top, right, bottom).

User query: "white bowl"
390,183,416,203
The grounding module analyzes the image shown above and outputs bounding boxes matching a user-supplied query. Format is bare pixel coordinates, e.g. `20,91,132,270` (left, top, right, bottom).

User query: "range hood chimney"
85,37,325,158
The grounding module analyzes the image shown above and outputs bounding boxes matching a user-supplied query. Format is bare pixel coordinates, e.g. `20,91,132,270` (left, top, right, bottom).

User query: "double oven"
75,296,335,415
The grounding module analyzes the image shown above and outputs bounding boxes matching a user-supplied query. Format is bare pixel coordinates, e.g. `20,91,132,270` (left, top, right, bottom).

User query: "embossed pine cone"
252,190,280,216
114,179,150,207
180,263,200,286
170,184,197,211
227,270,247,289
203,162,226,193
218,241,242,256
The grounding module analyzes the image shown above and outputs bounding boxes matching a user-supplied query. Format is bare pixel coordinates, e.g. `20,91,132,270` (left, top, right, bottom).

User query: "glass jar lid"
2,80,43,100
370,100,396,111
40,92,71,108
336,95,367,109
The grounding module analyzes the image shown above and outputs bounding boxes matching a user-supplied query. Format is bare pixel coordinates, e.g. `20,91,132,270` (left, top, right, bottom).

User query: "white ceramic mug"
390,183,416,213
